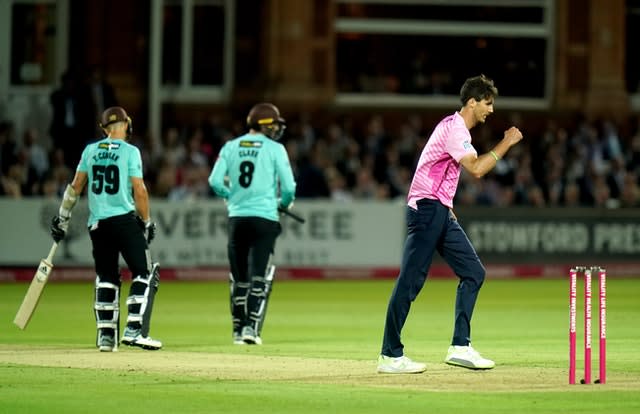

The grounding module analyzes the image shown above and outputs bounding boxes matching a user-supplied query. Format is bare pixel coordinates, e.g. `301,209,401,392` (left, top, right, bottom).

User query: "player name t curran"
92,151,120,162
238,149,259,158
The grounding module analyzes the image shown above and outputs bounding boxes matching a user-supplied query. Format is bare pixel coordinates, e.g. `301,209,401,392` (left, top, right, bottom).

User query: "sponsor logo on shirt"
98,142,121,150
239,140,262,148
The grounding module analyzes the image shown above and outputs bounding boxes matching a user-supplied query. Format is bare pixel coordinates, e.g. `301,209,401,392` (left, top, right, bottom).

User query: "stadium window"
161,3,182,85
9,2,59,86
149,0,234,148
192,3,225,85
334,0,554,109
156,0,233,99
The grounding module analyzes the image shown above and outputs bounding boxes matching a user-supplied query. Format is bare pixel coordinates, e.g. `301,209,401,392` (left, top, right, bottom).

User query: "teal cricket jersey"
77,137,143,226
208,132,296,221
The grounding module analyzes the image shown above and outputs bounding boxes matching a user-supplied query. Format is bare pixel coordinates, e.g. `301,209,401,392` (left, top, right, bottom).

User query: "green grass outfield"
1,277,639,414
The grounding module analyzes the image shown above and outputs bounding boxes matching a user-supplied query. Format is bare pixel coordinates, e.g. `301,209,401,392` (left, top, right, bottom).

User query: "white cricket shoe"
121,327,162,350
131,335,163,350
120,326,139,345
98,333,117,352
233,333,245,345
377,355,426,374
444,345,495,370
241,326,263,345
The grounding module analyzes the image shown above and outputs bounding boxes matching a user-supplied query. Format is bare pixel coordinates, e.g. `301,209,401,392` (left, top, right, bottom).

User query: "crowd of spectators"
2,106,640,209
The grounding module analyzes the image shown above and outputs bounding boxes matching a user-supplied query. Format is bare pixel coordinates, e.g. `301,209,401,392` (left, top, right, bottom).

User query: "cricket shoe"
233,332,245,345
121,327,163,350
444,345,495,370
241,326,263,345
377,355,426,374
98,333,117,352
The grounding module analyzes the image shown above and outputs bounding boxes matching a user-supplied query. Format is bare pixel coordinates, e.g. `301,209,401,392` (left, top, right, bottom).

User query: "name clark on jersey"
239,149,259,158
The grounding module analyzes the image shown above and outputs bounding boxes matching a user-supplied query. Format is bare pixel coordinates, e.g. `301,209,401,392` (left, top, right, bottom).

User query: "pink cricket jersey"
407,112,477,209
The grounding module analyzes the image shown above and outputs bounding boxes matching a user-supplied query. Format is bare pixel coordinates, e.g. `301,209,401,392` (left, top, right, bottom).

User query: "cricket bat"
14,242,58,329
277,207,306,224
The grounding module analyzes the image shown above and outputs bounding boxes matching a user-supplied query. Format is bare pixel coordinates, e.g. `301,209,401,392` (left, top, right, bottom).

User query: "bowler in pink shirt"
377,74,524,374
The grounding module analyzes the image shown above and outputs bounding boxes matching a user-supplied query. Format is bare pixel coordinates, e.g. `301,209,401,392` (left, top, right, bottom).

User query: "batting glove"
145,221,157,244
277,198,294,211
50,215,69,242
137,216,157,244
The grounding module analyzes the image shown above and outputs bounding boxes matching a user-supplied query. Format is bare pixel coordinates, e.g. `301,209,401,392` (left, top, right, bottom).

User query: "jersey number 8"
239,161,255,188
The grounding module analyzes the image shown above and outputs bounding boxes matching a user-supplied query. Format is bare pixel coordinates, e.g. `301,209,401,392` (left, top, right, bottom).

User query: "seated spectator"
619,172,640,207
352,167,377,199
326,167,353,203
48,148,73,195
563,181,583,207
0,121,17,175
22,128,49,181
168,162,210,201
2,163,28,197
295,142,331,198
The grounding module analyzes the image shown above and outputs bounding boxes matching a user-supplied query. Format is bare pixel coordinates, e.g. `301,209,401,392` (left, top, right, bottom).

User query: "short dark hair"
460,74,498,105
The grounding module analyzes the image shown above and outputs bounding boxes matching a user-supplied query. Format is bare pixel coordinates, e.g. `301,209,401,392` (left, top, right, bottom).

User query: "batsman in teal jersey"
50,106,162,352
209,102,296,345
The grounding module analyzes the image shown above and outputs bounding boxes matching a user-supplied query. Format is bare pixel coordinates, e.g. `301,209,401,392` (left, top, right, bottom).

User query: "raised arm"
459,126,523,178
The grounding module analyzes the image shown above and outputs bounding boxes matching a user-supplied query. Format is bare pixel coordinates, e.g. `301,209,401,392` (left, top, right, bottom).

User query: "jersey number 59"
92,165,120,194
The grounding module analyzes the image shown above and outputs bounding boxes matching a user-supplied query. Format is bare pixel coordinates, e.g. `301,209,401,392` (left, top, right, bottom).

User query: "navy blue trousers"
381,198,486,357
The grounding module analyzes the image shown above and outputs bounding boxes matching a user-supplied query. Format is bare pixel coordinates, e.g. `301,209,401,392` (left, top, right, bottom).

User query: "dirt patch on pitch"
1,345,638,392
